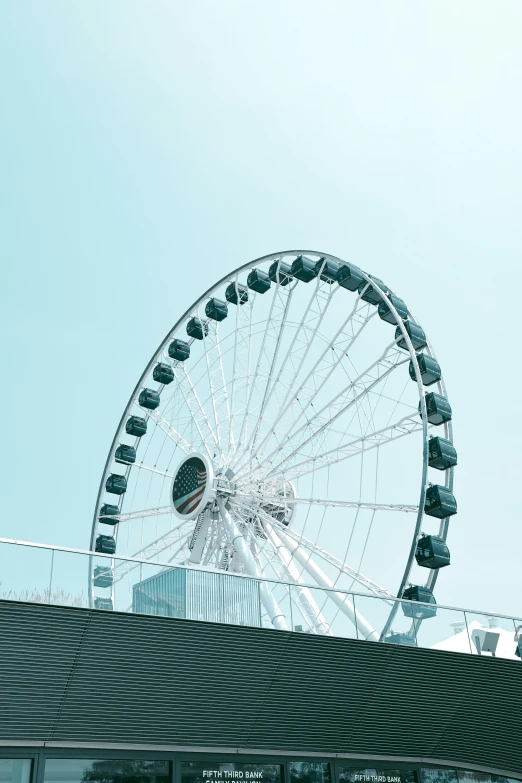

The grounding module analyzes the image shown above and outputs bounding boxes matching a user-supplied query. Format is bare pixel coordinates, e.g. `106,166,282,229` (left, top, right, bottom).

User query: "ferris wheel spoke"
238,293,376,475
110,522,194,582
129,463,173,479
267,522,378,640
172,362,219,460
228,280,255,457
200,315,232,455
239,343,407,481
234,270,338,474
231,271,294,465
234,502,394,602
146,410,194,454
274,413,422,481
103,505,173,523
237,495,418,514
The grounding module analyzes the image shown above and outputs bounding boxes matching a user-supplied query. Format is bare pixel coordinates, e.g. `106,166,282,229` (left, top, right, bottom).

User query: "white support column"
187,509,211,564
264,523,331,635
270,523,378,641
216,497,289,631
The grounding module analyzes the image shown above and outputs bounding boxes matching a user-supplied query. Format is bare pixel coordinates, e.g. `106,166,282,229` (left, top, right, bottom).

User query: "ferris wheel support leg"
216,498,289,631
264,523,331,635
187,509,212,564
270,524,378,642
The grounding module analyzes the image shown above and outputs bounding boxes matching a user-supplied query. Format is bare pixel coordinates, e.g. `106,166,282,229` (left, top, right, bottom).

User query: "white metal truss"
245,343,408,481
276,413,422,481
232,501,394,602
241,292,376,473
234,270,338,474
232,271,294,465
171,358,219,462
227,280,255,459
200,313,232,457
146,409,192,454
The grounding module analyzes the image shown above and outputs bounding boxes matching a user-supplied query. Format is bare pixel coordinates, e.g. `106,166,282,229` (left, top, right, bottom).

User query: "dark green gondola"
126,416,147,437
168,339,190,361
419,392,452,425
94,597,113,610
337,264,364,291
415,534,451,569
153,363,174,384
425,484,457,518
99,503,118,518
139,388,160,410
186,317,209,340
247,268,271,293
115,444,136,464
269,260,293,286
93,566,114,588
409,353,441,386
428,436,457,470
396,319,427,351
290,255,318,283
378,294,409,325
402,585,437,619
225,281,249,305
384,632,417,647
95,535,116,554
358,275,388,305
105,474,127,495
205,297,228,321
315,258,340,283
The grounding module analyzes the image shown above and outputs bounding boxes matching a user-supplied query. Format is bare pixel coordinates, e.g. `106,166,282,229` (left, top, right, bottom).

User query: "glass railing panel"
413,605,471,654
259,578,291,631
348,593,397,643
49,549,91,609
464,611,519,660
0,541,53,604
289,583,358,639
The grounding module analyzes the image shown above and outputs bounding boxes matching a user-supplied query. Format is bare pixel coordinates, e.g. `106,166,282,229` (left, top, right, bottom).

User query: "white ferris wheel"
90,251,457,641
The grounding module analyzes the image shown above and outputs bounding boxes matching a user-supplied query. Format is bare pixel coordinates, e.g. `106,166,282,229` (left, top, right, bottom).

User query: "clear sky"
1,1,521,616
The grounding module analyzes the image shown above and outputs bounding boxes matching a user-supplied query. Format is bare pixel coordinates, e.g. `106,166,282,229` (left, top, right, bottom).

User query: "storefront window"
180,762,282,783
43,759,169,783
420,770,458,783
338,769,416,783
0,760,32,783
289,763,330,783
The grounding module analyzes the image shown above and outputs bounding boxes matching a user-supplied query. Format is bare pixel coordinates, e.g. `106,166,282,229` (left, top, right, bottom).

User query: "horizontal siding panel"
0,600,521,774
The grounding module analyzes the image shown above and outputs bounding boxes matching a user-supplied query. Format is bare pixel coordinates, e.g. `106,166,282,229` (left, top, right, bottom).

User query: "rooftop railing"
1,536,520,661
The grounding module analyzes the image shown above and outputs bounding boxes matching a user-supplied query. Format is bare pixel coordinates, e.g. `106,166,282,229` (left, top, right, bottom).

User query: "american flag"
172,457,207,515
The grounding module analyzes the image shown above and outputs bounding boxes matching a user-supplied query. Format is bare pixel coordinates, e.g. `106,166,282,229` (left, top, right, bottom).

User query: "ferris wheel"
89,251,457,642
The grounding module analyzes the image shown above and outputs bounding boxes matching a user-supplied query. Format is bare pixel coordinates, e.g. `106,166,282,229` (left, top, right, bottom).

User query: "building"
1,588,522,783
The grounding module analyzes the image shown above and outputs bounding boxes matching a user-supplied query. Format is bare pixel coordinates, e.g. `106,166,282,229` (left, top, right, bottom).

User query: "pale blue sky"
1,1,521,614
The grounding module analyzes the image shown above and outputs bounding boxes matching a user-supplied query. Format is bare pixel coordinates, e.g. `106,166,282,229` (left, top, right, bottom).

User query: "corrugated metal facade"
132,568,261,626
0,600,521,775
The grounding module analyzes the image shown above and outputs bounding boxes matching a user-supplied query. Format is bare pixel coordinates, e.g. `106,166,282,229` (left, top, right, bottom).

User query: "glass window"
0,760,32,783
457,774,492,783
43,759,169,783
420,770,458,783
180,762,282,783
289,763,331,783
338,770,416,783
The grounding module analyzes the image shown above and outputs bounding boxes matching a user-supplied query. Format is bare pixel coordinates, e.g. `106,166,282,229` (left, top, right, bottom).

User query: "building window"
43,759,169,783
0,760,32,783
338,770,416,783
420,770,459,783
289,763,331,783
180,762,282,783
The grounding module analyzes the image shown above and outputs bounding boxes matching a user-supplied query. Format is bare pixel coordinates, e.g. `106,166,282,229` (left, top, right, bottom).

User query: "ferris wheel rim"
89,249,455,639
